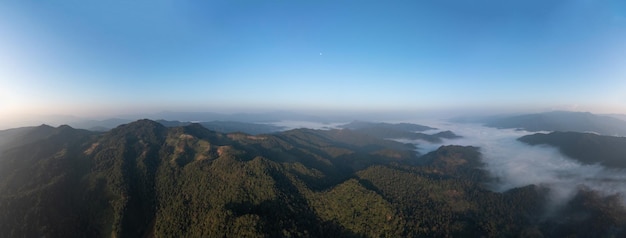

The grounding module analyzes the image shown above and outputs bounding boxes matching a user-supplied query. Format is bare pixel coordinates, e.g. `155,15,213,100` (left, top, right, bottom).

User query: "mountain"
201,120,282,135
60,117,285,134
0,127,38,152
0,120,624,237
3,111,325,132
518,131,626,168
0,120,418,237
340,120,435,132
0,124,97,153
484,111,626,136
67,118,133,131
156,120,284,135
339,121,460,143
146,111,329,123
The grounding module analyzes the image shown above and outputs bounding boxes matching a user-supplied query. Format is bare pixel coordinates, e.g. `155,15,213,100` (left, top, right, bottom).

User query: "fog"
4,114,624,207
401,121,626,205
268,118,626,206
263,121,347,131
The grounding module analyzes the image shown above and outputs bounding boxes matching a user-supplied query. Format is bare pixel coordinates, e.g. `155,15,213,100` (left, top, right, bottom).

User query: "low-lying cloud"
271,119,626,205
402,121,626,205
266,120,346,131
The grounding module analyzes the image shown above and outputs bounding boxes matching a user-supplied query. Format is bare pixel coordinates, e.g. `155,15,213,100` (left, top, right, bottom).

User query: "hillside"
484,111,626,136
0,124,98,153
340,121,435,132
0,120,624,237
339,121,460,143
518,131,626,168
156,120,284,135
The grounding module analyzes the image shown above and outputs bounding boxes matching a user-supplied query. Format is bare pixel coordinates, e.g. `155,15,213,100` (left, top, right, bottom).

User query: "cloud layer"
405,121,626,205
271,119,626,205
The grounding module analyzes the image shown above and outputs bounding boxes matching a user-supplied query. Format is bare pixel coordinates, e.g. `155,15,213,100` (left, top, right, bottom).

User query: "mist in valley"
394,120,626,207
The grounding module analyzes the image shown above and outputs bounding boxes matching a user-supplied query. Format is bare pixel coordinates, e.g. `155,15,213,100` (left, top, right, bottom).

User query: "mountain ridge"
0,119,624,237
518,131,626,168
484,111,626,136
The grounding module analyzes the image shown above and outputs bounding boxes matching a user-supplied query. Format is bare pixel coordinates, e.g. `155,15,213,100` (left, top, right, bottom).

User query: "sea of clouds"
402,120,626,205
269,119,626,205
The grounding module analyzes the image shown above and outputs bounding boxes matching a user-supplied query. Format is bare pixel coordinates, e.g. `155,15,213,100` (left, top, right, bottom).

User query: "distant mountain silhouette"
519,131,626,168
340,120,435,131
148,110,330,123
59,118,285,134
156,120,284,135
339,121,459,143
0,124,97,152
13,111,328,132
485,111,626,136
68,118,133,131
0,126,40,152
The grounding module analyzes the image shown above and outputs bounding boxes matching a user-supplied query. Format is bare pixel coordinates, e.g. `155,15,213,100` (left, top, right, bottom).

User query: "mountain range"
0,119,624,237
339,121,461,144
519,131,626,168
484,111,626,136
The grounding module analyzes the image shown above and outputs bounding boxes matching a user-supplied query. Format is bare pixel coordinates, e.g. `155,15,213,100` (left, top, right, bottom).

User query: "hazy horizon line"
1,108,625,130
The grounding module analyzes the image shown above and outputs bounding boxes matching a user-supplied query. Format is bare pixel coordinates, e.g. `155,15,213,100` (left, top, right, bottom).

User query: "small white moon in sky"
319,53,322,56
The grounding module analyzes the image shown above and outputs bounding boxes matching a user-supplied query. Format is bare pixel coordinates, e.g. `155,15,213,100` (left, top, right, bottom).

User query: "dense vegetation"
0,120,624,237
339,121,460,143
156,120,284,135
519,131,626,168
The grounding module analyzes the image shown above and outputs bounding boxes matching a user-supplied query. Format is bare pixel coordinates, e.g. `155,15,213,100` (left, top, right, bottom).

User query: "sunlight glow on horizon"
1,0,625,124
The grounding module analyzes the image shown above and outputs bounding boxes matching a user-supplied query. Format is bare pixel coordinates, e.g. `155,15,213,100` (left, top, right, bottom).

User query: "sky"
1,0,626,125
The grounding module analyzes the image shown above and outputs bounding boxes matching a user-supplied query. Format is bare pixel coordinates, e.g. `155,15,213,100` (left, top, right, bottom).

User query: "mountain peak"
36,124,55,129
108,119,167,140
179,123,231,144
119,119,165,129
57,124,74,130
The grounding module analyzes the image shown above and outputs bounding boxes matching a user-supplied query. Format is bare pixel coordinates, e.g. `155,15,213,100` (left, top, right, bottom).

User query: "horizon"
1,0,625,127
2,108,626,131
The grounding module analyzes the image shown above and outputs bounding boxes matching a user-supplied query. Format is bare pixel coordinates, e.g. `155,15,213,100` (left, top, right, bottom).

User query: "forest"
0,119,624,237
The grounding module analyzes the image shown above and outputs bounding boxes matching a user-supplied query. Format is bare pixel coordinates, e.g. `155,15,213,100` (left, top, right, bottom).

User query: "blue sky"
1,0,625,123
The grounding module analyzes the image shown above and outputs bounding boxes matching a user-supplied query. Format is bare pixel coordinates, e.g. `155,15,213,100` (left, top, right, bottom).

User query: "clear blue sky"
1,0,625,122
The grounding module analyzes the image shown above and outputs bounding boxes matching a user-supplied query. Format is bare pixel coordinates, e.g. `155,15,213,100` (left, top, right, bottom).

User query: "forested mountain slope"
519,131,626,168
0,120,624,237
